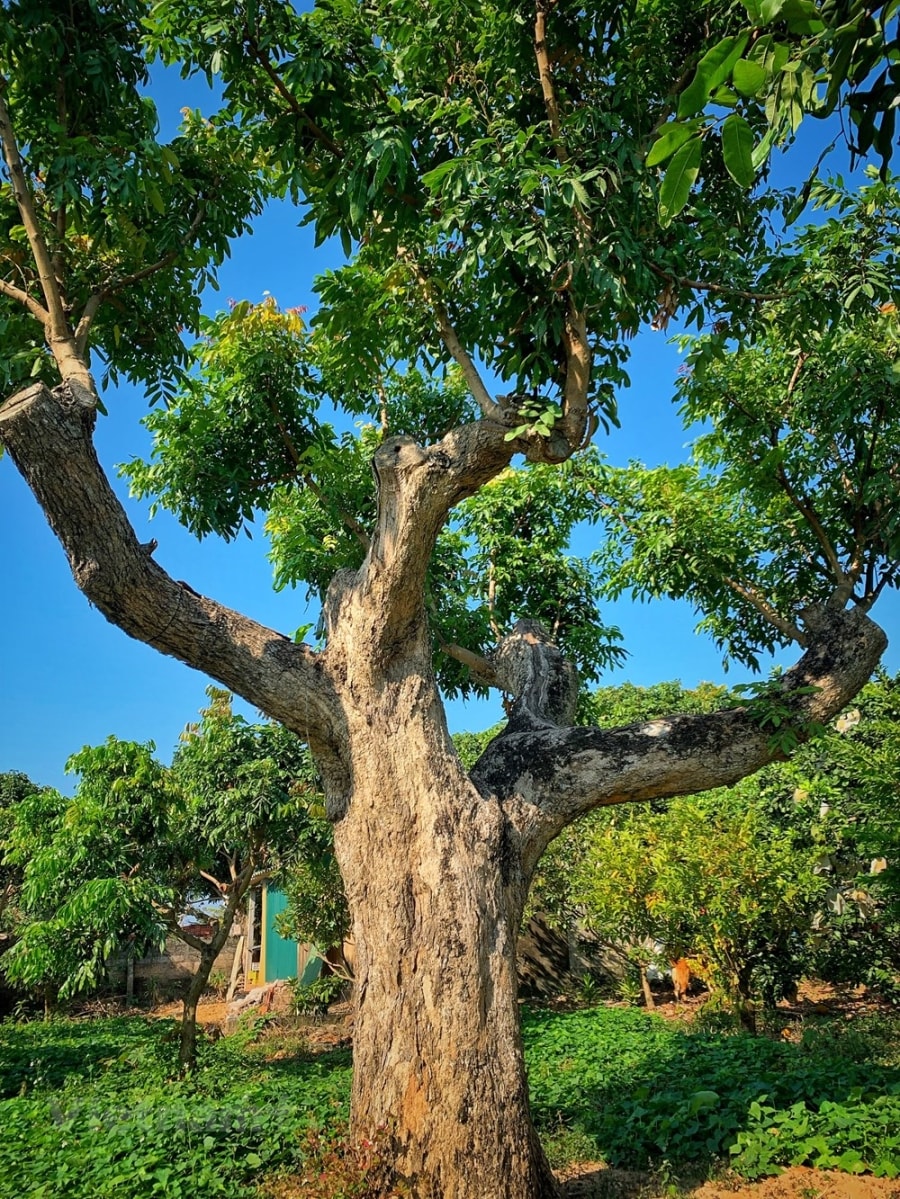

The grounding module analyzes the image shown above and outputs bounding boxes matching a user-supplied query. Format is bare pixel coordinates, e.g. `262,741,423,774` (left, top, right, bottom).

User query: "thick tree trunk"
331,700,558,1199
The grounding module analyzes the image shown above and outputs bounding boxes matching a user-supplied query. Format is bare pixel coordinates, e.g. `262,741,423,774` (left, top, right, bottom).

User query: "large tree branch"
0,276,49,324
0,381,341,747
323,422,514,660
471,605,886,870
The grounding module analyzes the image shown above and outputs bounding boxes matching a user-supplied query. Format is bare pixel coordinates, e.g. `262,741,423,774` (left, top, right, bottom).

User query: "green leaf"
421,159,456,192
647,121,697,167
732,58,768,97
721,114,756,188
658,136,702,226
678,34,749,117
751,125,778,170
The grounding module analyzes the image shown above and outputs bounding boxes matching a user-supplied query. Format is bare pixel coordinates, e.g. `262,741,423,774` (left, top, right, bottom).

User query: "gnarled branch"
472,604,886,871
0,381,341,747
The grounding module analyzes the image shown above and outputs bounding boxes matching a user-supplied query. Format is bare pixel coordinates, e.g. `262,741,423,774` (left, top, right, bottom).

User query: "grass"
0,1004,898,1197
523,1005,900,1179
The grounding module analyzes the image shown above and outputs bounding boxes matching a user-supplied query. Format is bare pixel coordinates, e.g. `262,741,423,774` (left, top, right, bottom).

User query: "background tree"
2,692,323,1067
0,771,46,929
773,671,900,1000
0,1,897,1194
573,788,824,1029
168,688,325,1067
536,673,900,1019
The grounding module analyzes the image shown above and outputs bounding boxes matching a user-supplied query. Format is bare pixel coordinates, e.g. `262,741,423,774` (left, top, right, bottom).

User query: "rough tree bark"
0,378,888,1198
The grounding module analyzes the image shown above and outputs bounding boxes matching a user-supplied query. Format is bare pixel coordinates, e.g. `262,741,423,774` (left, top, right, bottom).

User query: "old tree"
2,0,899,1194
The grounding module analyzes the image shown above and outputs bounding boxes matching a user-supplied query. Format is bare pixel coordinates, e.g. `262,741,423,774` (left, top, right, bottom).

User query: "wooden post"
226,934,245,1003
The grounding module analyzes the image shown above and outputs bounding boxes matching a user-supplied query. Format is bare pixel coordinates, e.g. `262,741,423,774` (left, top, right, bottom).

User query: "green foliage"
5,2,900,718
787,672,900,998
0,1015,352,1198
1,690,335,1007
451,451,625,685
534,674,900,1010
574,789,824,1009
651,0,900,221
129,313,625,688
172,686,322,879
595,175,900,668
288,972,347,1018
152,0,768,392
278,851,349,960
728,676,825,754
0,770,46,924
1,1006,898,1194
530,680,729,927
522,1005,900,1176
0,0,268,400
2,745,178,999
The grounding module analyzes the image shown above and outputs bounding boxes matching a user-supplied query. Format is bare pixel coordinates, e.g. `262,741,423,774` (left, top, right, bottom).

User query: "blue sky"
1,68,897,794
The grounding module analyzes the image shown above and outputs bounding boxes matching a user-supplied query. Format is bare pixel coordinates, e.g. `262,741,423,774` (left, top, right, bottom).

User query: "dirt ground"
557,1163,900,1199
148,998,231,1026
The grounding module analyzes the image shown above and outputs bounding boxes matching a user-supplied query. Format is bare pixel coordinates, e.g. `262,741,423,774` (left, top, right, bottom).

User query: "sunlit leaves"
574,786,825,1007
0,1,268,400
594,176,900,668
123,298,327,539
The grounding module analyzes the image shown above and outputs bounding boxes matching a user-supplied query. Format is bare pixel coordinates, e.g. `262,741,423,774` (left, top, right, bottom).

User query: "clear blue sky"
1,69,897,794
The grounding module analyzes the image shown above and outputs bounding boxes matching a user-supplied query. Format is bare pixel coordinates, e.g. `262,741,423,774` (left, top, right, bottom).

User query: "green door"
263,888,300,982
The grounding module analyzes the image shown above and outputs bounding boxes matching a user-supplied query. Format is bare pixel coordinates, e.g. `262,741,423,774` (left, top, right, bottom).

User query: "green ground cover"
2,1006,899,1198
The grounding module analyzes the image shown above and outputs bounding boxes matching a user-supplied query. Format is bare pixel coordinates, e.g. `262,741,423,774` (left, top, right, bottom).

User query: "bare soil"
148,998,231,1026
557,1163,900,1199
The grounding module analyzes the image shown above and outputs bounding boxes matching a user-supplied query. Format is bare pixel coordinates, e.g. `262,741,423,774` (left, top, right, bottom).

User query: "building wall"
109,923,242,994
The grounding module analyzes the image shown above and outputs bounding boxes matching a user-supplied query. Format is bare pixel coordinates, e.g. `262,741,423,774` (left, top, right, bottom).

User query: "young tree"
2,693,321,1067
573,788,824,1028
170,688,326,1066
0,771,46,927
1,2,897,1194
